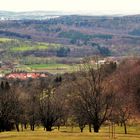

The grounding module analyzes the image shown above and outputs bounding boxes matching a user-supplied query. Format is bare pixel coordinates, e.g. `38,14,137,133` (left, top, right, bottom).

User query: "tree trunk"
46,126,52,131
24,123,27,129
93,124,100,133
21,124,23,131
32,125,34,131
15,123,19,132
58,125,60,131
30,124,35,131
89,123,92,132
124,122,127,134
80,128,83,132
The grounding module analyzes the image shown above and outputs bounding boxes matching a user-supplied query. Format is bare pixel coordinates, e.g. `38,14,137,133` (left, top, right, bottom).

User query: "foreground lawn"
0,126,140,140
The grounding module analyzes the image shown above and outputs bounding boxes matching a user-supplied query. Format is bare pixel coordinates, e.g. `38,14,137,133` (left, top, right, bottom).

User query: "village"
0,61,50,79
5,72,49,80
0,56,121,80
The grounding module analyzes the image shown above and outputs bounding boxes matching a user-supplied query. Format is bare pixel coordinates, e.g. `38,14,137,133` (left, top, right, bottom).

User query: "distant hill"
1,13,140,55
0,11,68,20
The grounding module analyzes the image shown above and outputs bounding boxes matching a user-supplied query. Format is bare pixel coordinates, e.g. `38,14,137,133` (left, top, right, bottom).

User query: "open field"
9,42,61,52
0,125,140,140
0,38,13,43
28,63,70,69
10,45,48,52
27,63,78,74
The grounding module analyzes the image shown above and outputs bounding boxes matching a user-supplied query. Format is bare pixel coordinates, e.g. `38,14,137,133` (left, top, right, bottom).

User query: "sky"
0,0,140,15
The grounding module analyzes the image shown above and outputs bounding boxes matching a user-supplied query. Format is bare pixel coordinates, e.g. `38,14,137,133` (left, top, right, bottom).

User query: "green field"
0,62,79,75
10,42,61,52
0,125,140,140
0,38,13,43
0,37,61,53
10,45,48,52
29,64,71,69
26,63,77,74
0,37,79,73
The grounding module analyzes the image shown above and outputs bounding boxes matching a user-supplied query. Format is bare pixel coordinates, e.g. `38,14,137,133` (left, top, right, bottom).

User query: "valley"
0,10,140,140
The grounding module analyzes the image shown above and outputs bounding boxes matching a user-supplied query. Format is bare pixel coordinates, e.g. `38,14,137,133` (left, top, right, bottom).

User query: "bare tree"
25,79,41,131
39,77,66,131
72,104,87,132
69,60,115,133
0,81,21,132
111,59,140,134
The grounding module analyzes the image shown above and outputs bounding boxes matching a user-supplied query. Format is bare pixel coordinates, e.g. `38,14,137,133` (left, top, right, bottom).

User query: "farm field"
9,43,60,52
0,125,140,140
0,38,14,43
26,63,78,74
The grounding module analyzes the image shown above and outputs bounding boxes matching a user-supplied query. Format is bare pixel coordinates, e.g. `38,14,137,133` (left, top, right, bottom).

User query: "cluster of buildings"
0,57,120,80
90,57,120,65
5,72,49,80
0,61,50,80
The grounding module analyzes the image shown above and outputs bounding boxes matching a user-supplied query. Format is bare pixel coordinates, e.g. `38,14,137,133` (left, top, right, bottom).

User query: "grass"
0,38,13,43
4,61,79,74
10,42,61,52
29,63,71,69
27,63,79,74
10,45,49,52
18,62,95,74
0,125,140,140
0,37,61,53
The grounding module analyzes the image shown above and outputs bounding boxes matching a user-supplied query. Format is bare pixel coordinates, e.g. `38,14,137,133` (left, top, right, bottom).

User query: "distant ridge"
1,11,140,20
0,11,67,20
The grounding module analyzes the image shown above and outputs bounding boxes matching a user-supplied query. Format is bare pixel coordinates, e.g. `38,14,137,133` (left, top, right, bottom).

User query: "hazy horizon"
0,0,140,15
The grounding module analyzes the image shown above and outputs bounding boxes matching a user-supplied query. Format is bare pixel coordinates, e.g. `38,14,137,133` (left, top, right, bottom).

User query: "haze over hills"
0,11,69,20
0,10,131,20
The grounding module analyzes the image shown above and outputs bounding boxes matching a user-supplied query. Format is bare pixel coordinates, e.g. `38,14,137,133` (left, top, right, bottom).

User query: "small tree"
57,47,70,57
72,105,87,132
111,60,138,134
0,81,21,132
39,77,65,131
25,79,40,131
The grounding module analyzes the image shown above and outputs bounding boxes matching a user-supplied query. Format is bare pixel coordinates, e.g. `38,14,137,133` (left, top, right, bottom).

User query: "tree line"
0,58,140,133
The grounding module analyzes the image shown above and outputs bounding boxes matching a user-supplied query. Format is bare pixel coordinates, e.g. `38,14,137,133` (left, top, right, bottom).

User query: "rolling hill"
1,12,140,56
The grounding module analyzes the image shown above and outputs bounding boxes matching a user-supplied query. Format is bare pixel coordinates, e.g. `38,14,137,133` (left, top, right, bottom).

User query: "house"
5,72,49,80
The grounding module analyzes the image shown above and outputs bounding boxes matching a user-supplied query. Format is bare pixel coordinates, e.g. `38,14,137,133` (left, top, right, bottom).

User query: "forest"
1,15,140,56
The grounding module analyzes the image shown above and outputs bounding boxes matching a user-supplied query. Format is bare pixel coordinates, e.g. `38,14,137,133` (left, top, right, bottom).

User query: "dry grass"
0,125,140,140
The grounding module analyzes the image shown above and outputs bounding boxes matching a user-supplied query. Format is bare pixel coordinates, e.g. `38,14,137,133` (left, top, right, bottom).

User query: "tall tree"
69,61,115,133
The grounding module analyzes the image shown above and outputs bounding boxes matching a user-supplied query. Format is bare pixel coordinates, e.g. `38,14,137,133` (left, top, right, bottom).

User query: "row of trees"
0,58,140,133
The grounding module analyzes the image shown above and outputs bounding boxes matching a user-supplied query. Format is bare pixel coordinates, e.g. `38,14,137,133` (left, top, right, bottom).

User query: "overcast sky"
1,0,140,15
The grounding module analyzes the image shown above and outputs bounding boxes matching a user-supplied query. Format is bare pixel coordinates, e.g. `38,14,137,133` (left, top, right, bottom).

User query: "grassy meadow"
10,45,48,52
0,38,13,43
9,42,61,52
26,63,79,74
0,125,140,140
